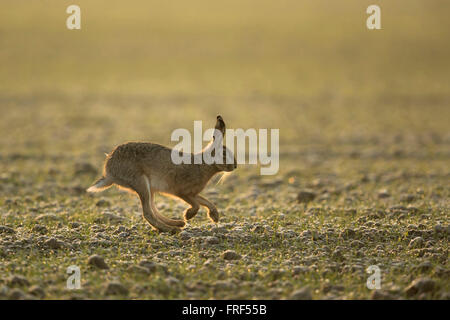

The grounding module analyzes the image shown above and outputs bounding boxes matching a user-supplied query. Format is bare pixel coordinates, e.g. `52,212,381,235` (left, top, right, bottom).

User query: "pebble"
127,265,150,275
74,162,97,175
434,224,449,235
0,226,15,234
138,260,157,272
205,236,220,245
400,194,416,203
87,255,109,269
297,190,316,203
8,288,26,300
28,285,45,298
409,237,424,248
322,284,344,294
95,212,125,224
179,231,192,240
96,199,111,207
36,214,61,222
32,225,48,234
71,222,81,229
414,261,433,273
165,276,180,286
104,282,129,296
214,280,236,291
377,189,390,199
44,238,65,249
405,278,436,297
0,286,9,297
222,250,242,260
7,275,30,287
289,287,312,300
293,266,309,275
371,289,395,300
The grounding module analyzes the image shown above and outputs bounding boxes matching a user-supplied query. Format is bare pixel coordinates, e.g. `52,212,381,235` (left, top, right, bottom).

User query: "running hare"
87,116,236,233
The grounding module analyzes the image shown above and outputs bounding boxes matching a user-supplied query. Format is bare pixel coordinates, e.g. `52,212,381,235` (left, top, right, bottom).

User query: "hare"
87,115,236,233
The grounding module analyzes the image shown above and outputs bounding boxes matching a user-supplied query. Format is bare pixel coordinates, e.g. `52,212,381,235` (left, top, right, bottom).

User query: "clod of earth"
87,255,109,269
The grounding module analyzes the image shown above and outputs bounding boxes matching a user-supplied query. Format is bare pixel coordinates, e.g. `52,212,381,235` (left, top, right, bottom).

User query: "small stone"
32,225,48,234
139,260,168,274
434,224,448,235
74,162,97,175
251,225,265,233
8,288,25,300
203,259,214,267
71,222,81,229
400,194,416,203
165,276,180,286
138,260,158,273
222,250,241,260
7,275,30,287
405,278,436,297
440,292,450,300
104,282,129,296
406,206,419,213
96,199,111,207
118,232,130,239
117,226,127,233
127,265,150,275
371,290,395,300
0,225,15,234
289,287,312,300
332,249,344,260
0,286,9,297
269,269,286,280
414,261,433,273
205,236,220,245
28,285,45,298
340,228,356,239
179,231,192,240
87,255,109,269
214,280,237,291
36,214,61,222
377,189,390,199
95,212,125,224
293,266,309,275
44,238,64,249
409,237,424,248
297,190,316,203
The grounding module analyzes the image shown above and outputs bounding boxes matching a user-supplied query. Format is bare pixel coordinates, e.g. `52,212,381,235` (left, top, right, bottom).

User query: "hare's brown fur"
87,116,236,233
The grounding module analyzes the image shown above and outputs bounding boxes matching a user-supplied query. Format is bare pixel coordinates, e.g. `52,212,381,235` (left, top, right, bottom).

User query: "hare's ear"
213,115,226,141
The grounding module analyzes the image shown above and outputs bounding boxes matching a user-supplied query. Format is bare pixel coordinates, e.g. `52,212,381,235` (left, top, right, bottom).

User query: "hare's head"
214,145,237,172
212,115,237,172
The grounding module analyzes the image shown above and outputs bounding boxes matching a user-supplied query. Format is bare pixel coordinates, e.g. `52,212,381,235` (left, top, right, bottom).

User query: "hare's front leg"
179,195,200,221
196,195,219,223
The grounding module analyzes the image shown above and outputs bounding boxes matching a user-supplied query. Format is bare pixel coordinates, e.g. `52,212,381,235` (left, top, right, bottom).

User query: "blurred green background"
0,0,449,159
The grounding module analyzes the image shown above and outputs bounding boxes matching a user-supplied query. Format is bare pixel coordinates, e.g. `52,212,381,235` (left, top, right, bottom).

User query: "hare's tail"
87,176,113,193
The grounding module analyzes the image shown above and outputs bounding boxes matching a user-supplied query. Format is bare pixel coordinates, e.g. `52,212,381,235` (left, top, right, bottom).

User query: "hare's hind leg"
135,176,181,233
196,195,219,223
150,191,186,228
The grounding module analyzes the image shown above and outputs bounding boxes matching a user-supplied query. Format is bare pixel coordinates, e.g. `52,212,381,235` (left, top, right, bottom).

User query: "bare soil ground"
0,1,448,299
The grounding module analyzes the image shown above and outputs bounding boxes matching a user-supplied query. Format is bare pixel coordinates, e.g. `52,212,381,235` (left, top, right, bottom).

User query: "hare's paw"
171,219,186,228
157,225,182,234
183,207,198,221
208,209,219,223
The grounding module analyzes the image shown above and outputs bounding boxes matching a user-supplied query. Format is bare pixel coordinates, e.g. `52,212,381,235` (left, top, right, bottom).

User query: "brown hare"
87,116,236,233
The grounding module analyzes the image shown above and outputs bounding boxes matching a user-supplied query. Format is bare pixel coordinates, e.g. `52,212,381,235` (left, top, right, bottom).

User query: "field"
0,0,449,299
